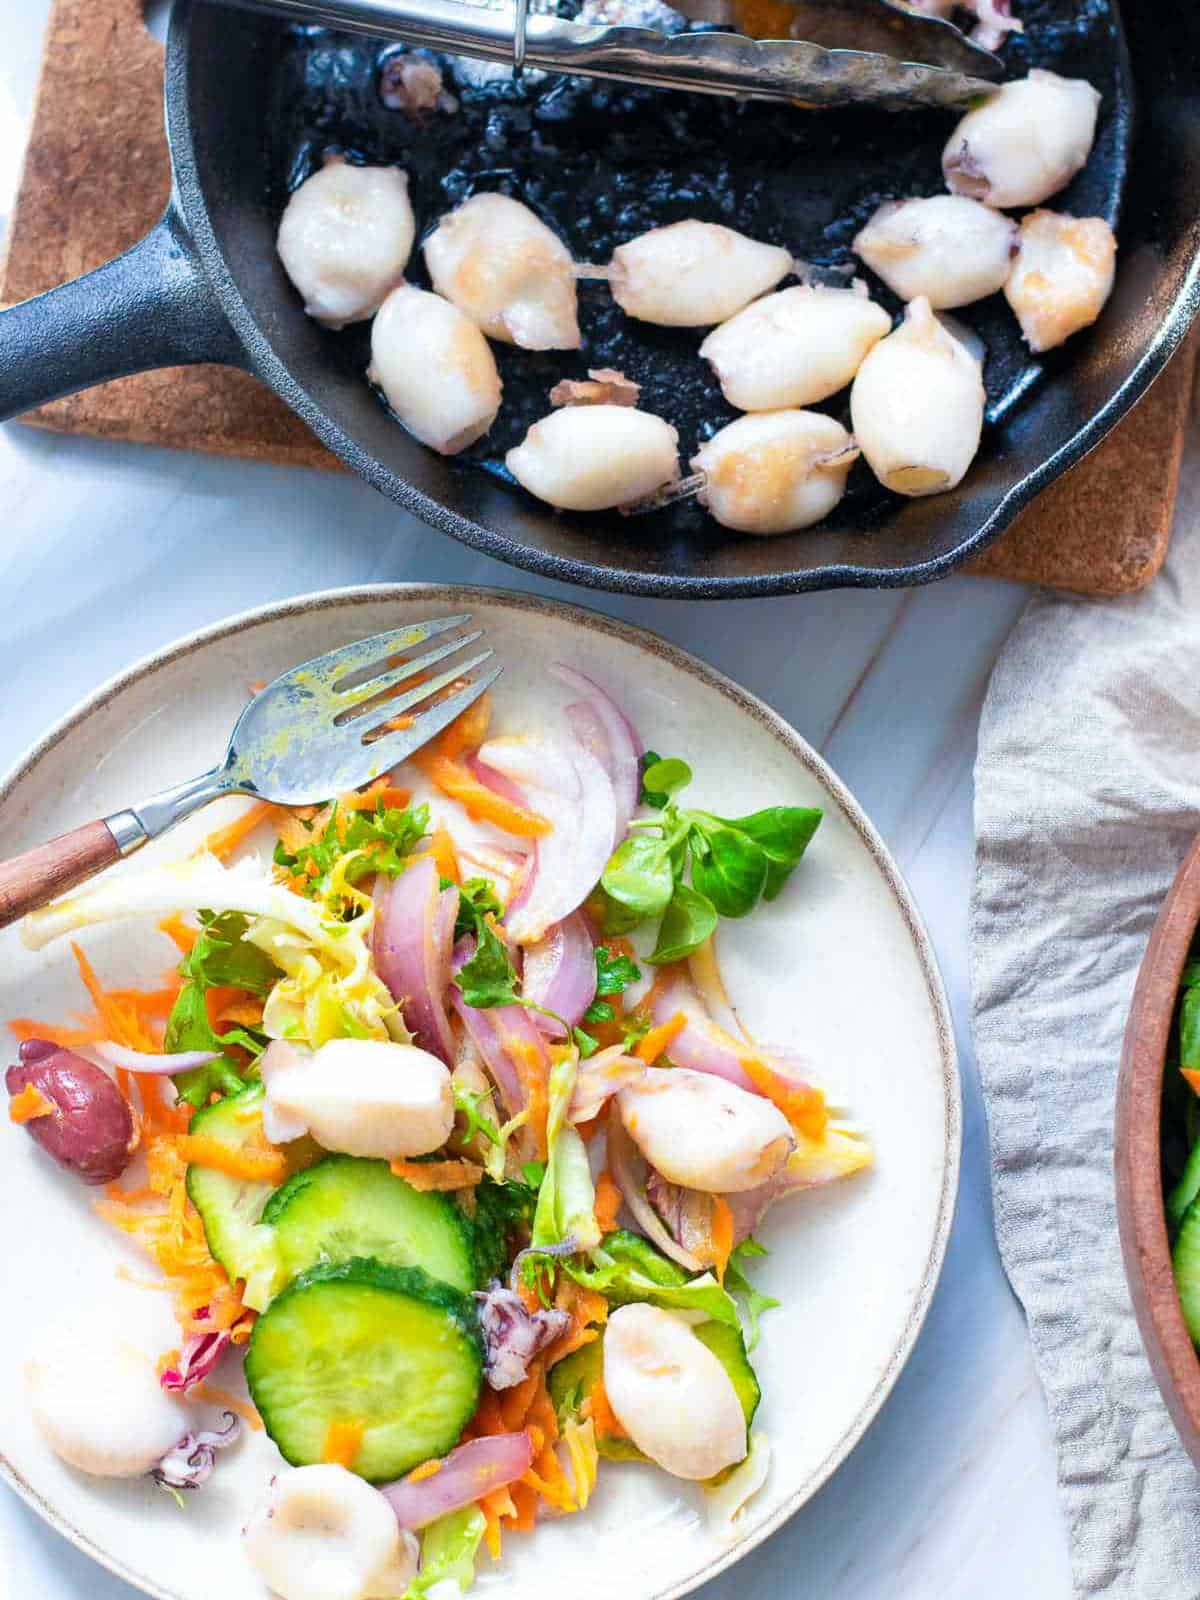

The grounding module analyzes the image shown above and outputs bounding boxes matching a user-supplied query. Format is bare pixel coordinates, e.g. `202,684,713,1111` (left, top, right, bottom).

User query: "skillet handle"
0,205,245,424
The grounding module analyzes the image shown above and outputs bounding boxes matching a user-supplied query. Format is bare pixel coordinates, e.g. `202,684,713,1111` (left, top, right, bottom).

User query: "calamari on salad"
6,668,871,1600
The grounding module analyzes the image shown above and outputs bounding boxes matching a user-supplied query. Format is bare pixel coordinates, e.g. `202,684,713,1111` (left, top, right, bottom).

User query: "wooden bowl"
1116,835,1200,1464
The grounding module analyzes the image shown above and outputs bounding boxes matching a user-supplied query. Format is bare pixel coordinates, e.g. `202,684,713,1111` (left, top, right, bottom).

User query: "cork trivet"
3,0,1194,593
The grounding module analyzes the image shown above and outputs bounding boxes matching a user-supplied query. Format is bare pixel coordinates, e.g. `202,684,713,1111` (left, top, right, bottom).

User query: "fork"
0,616,501,930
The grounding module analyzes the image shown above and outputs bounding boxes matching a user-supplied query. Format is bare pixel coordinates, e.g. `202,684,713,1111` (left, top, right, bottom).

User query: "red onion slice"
381,1432,534,1530
159,1328,231,1393
374,857,456,1063
93,1042,220,1076
651,983,756,1093
522,913,596,1035
553,664,642,837
477,735,616,945
607,1103,705,1272
450,939,550,1117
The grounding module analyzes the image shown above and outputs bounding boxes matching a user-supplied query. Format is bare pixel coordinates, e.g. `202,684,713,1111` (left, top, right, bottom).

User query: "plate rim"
0,581,961,1600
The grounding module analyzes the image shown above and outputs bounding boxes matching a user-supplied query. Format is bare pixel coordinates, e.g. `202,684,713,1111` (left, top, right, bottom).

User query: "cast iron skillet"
0,0,1197,598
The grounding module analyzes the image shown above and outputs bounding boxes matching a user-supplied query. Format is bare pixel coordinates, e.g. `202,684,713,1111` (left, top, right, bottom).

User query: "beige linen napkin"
972,412,1200,1595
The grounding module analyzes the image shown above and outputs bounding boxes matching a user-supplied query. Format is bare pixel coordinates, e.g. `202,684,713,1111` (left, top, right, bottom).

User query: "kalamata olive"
6,1040,138,1185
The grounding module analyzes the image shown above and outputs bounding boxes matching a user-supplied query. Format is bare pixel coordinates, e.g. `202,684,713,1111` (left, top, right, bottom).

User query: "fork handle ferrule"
130,767,234,840
104,809,150,856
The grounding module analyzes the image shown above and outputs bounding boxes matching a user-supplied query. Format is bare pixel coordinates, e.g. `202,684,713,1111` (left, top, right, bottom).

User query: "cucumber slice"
692,1319,760,1429
262,1156,475,1293
185,1084,286,1310
548,1342,645,1462
245,1258,483,1481
1173,1196,1200,1344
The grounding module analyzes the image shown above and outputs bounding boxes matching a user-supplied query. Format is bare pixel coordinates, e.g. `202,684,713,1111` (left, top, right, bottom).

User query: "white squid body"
424,192,581,350
699,285,892,412
243,1465,420,1600
369,285,502,455
603,1305,747,1481
691,410,858,536
1004,209,1117,353
28,1330,189,1478
277,163,415,329
853,194,1019,309
608,220,792,328
261,1038,454,1159
942,69,1101,210
618,1067,794,1192
506,404,680,511
850,296,985,497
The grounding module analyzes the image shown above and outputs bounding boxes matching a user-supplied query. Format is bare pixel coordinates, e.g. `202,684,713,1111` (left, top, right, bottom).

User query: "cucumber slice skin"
263,1156,476,1293
1173,1197,1200,1344
185,1084,283,1310
246,1258,483,1482
692,1319,760,1429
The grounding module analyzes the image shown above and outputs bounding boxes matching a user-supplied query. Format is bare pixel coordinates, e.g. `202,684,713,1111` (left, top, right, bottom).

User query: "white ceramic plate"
0,585,958,1600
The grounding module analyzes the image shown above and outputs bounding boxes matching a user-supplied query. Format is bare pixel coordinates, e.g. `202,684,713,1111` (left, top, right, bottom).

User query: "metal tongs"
213,0,1005,108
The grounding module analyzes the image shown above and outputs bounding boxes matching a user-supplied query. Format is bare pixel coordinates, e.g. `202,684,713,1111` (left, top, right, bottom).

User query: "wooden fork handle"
0,820,122,930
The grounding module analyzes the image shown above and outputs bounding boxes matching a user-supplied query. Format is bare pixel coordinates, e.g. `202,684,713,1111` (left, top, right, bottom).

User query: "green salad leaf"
531,1051,600,1255
565,1230,740,1329
469,1175,538,1284
405,1507,487,1600
724,1238,780,1353
599,753,823,963
166,912,281,1107
273,799,429,905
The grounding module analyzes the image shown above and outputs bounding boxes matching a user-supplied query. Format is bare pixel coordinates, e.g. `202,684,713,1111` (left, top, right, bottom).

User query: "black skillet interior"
176,0,1198,595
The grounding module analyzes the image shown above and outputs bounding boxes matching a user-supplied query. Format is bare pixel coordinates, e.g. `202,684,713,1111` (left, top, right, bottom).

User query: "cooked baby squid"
942,69,1102,210
28,1330,189,1478
699,285,892,411
603,1304,748,1481
691,411,858,536
1004,210,1117,352
424,192,581,350
607,221,792,328
850,296,985,497
368,285,501,455
853,195,1018,309
243,1465,419,1600
277,161,415,329
618,1067,794,1192
260,1038,454,1159
506,404,680,512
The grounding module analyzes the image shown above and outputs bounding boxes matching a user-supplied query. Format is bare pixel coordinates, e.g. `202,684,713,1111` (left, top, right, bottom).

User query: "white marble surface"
0,8,1073,1597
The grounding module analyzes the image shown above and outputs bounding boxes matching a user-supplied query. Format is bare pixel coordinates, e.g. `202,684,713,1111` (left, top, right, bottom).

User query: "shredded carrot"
175,1134,287,1185
158,913,198,955
214,997,264,1028
337,781,412,813
499,1369,541,1433
72,943,161,1052
322,1419,367,1469
635,1011,687,1065
582,1378,626,1441
506,1031,549,1161
438,692,493,761
389,1158,484,1191
507,1480,538,1533
202,801,282,862
1183,1068,1200,1096
414,752,551,839
470,1389,508,1438
194,1384,264,1432
480,1486,513,1558
710,1195,734,1282
406,1457,444,1483
593,1168,622,1235
8,1083,54,1124
545,1280,607,1369
738,1053,829,1141
428,825,460,884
